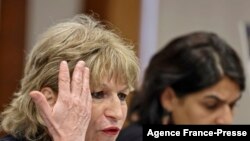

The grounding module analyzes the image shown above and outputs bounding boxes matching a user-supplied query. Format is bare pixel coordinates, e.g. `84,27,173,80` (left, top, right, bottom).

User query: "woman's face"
171,77,241,124
85,78,129,141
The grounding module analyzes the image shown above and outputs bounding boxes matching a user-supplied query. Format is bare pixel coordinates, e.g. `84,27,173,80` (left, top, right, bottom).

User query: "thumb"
29,91,52,123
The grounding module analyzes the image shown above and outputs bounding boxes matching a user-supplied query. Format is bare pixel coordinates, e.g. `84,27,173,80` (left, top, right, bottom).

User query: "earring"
162,110,171,125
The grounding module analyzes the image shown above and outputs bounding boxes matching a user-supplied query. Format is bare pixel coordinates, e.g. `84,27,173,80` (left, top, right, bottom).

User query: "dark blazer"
0,135,22,141
117,123,143,141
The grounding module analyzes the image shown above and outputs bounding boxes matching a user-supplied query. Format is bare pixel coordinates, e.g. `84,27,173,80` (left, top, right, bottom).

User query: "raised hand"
30,61,92,141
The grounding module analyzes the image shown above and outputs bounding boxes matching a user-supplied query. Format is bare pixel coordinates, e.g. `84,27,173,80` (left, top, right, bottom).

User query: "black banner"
143,125,250,140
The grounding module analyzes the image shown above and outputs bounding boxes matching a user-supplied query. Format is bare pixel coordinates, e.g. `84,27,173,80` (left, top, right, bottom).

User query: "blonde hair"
0,14,139,141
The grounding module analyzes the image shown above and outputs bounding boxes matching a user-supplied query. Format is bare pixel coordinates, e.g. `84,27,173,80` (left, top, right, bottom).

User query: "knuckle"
59,77,70,84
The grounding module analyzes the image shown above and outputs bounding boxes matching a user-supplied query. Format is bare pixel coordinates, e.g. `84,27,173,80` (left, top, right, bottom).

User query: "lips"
101,127,120,135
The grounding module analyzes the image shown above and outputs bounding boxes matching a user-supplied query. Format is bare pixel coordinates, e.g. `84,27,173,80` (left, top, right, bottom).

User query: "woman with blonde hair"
0,14,139,141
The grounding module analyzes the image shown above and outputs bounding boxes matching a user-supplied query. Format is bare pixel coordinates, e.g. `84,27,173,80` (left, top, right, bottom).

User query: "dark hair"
133,31,245,124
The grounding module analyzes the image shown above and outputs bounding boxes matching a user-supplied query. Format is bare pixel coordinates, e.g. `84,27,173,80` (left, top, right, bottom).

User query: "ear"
40,87,57,107
160,87,177,112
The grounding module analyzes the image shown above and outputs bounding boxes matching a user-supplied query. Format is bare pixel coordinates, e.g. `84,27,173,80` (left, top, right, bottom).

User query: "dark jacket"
117,123,143,141
0,135,23,141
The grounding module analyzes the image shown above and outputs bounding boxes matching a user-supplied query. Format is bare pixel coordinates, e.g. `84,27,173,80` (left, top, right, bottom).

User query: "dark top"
0,135,23,141
117,123,143,141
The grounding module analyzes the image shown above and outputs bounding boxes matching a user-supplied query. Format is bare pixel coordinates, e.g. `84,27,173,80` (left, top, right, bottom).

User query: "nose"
104,96,124,121
215,105,233,124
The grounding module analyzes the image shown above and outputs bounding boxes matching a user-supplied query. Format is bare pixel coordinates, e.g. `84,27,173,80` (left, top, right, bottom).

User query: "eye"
91,91,105,99
229,102,237,110
204,102,219,110
118,92,127,101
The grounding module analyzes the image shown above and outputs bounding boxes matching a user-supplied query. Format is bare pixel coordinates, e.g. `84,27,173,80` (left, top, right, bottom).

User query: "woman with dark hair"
117,31,245,141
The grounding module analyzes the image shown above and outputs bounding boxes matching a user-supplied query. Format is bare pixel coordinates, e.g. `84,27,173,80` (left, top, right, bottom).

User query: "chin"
86,133,118,141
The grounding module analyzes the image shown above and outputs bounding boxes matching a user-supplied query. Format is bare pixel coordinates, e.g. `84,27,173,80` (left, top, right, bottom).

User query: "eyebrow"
204,94,241,104
100,84,129,92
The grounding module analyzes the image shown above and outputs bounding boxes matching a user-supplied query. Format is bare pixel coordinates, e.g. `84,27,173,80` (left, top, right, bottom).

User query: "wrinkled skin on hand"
30,61,92,141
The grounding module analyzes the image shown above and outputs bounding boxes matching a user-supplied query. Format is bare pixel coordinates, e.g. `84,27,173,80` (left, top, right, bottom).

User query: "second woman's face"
85,78,129,141
171,77,241,124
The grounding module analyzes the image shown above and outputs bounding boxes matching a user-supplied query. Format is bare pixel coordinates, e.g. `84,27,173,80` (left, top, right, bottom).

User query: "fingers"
29,91,53,127
81,67,92,104
71,61,85,97
58,60,90,99
58,61,70,99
